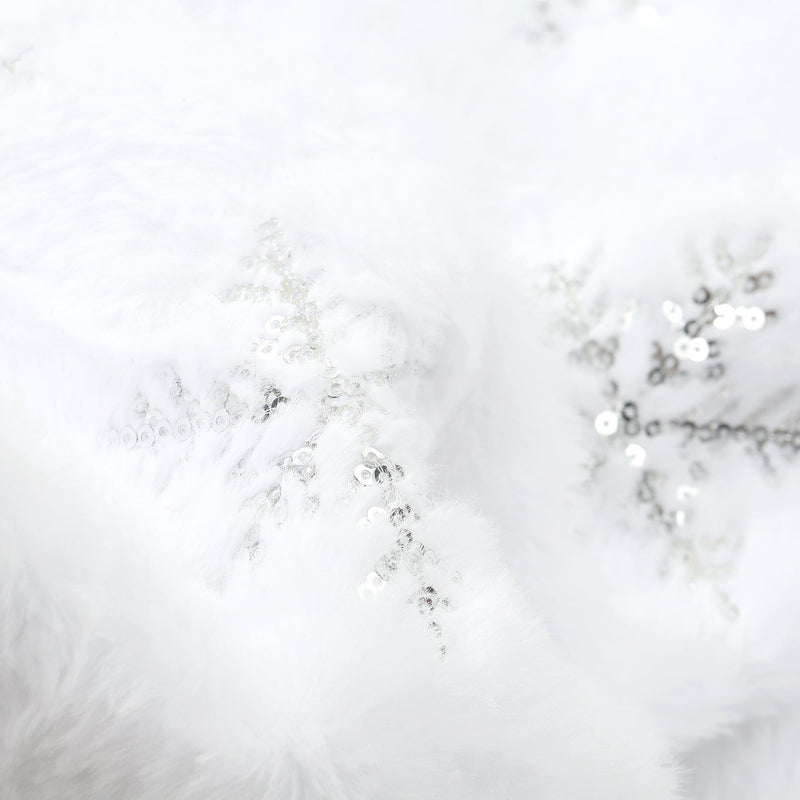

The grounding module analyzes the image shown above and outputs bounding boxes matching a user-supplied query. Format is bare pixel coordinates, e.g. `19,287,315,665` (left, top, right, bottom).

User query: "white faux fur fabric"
2,0,799,797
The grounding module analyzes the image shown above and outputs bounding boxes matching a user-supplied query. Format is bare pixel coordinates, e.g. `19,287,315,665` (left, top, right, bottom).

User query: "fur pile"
2,0,799,797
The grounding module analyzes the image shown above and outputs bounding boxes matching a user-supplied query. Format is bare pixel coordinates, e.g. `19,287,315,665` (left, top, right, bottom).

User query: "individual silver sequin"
255,338,275,358
595,410,619,436
169,378,183,399
358,571,386,600
211,409,230,432
713,303,736,330
741,306,766,331
138,425,155,447
362,446,387,467
375,553,399,581
621,402,638,421
327,378,345,397
645,420,662,436
662,300,684,325
367,506,387,524
277,452,294,471
688,338,710,362
120,426,138,449
673,336,693,361
706,363,725,380
174,417,192,441
625,443,647,468
237,362,256,379
264,315,285,336
345,378,365,395
292,447,314,466
266,483,282,505
683,317,703,338
354,464,374,485
373,465,392,484
296,464,316,483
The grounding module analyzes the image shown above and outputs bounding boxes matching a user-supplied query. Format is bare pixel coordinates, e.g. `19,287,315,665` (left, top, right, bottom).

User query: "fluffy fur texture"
1,0,799,797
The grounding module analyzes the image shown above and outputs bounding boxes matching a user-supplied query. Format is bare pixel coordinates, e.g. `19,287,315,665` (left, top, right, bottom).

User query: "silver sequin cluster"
352,445,460,657
112,219,457,648
547,238,788,619
110,368,287,452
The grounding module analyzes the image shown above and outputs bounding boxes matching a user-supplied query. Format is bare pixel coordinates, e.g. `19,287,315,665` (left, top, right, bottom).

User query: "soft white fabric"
1,0,798,797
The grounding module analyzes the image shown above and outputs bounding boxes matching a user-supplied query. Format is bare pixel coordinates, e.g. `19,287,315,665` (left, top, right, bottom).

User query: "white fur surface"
1,0,798,796
0,396,675,799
